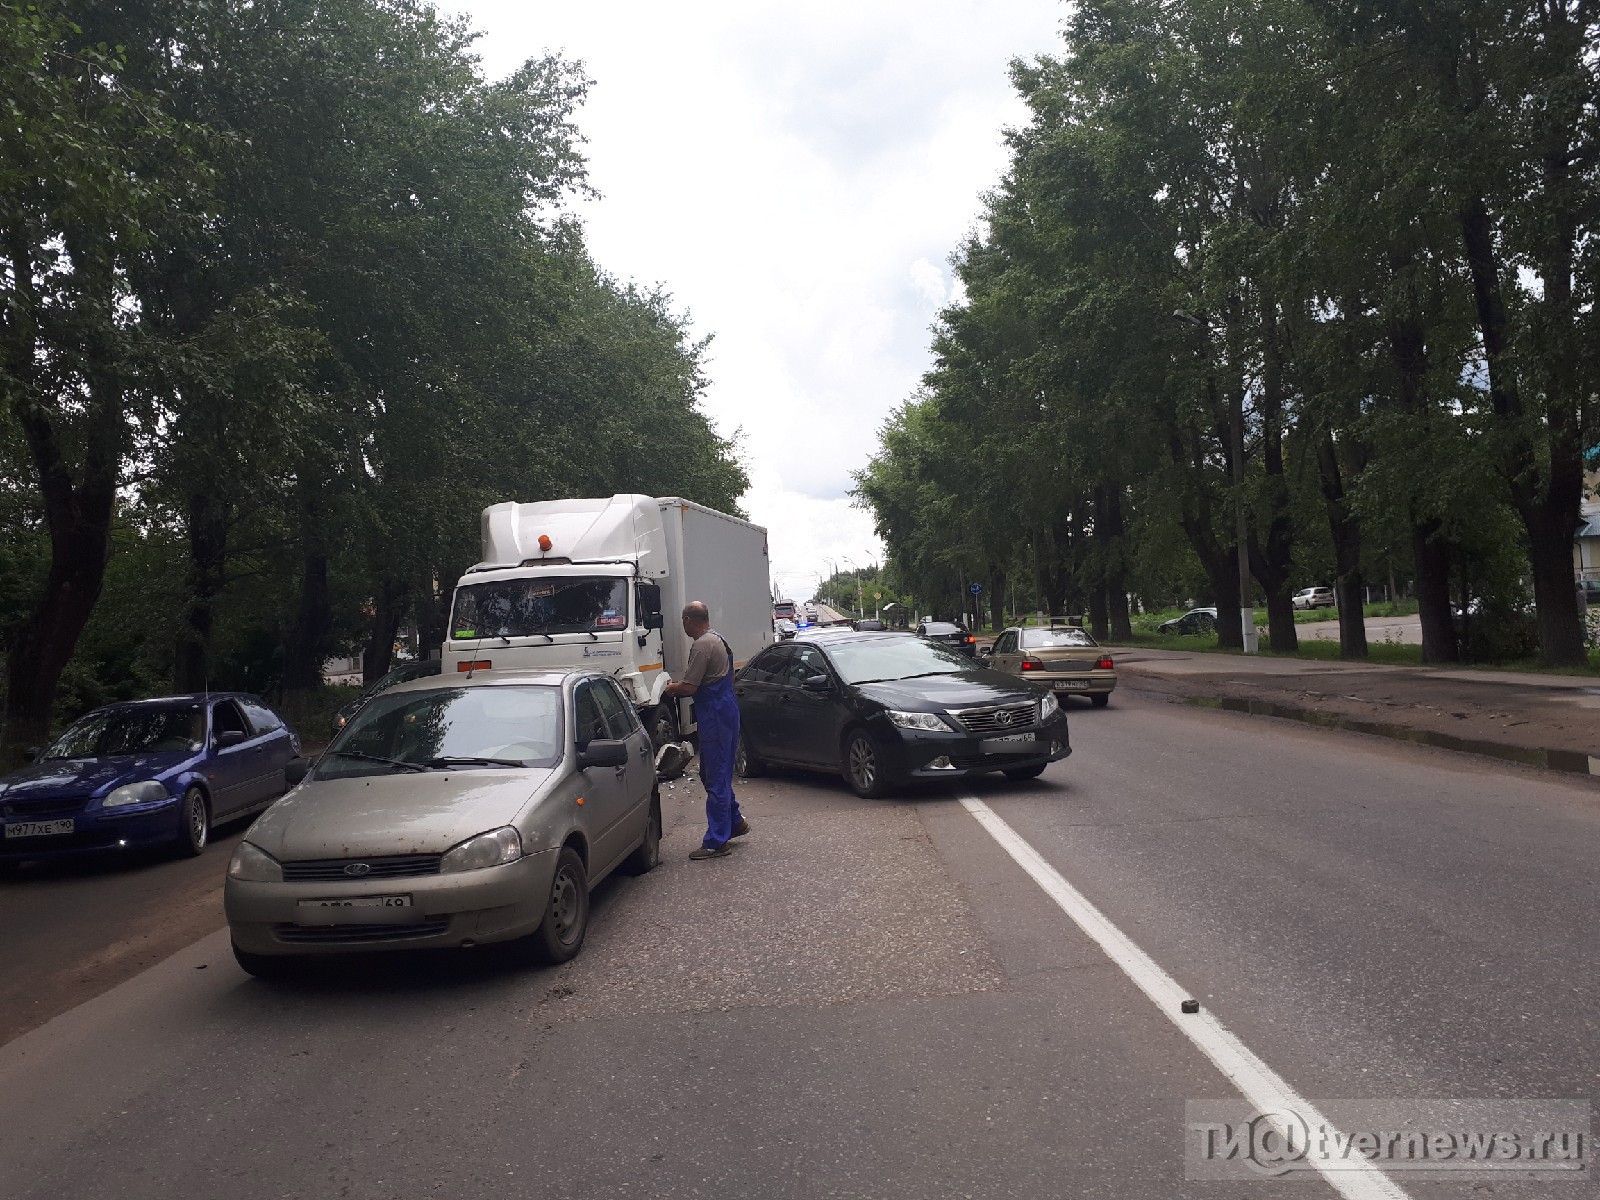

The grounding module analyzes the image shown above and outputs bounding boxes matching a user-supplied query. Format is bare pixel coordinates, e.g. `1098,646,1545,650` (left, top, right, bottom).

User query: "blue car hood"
1,752,194,800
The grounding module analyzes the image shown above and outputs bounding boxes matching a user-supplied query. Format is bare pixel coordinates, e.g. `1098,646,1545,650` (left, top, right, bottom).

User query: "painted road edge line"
959,794,1412,1200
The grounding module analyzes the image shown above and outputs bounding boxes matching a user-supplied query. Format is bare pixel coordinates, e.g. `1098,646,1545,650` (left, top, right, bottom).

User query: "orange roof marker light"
537,534,553,552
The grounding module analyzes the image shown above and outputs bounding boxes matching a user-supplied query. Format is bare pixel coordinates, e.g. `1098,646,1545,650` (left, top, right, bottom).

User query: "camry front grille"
951,701,1037,735
281,854,442,882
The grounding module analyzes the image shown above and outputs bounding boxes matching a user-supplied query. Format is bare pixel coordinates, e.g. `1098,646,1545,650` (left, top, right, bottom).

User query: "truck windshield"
451,576,629,638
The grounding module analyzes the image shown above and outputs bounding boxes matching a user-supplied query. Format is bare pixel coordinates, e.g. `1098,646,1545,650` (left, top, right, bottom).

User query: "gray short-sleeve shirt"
682,629,730,687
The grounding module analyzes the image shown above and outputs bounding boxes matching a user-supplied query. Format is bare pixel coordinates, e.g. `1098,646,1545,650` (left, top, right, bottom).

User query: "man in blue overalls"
664,601,750,860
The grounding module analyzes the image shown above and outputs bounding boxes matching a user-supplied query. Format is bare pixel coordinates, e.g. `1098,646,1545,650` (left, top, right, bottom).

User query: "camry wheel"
177,786,209,858
735,732,765,778
842,731,889,799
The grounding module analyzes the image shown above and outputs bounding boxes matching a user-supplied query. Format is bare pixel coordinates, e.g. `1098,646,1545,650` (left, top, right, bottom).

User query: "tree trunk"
1459,194,1585,665
1315,430,1367,659
1,226,124,762
362,578,410,684
1098,485,1134,641
283,550,331,696
1412,519,1457,663
1088,585,1108,641
987,566,1006,635
174,489,228,692
1250,292,1297,653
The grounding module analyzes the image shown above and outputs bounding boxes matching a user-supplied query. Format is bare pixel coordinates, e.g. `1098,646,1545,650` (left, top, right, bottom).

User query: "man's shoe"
729,818,752,840
688,844,731,861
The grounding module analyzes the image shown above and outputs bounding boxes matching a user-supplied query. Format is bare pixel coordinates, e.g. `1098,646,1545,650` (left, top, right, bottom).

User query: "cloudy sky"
449,1,1067,602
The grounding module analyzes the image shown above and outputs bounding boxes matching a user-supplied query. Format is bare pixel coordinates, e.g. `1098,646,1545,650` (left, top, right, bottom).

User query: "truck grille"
274,920,450,944
281,854,442,882
951,701,1037,735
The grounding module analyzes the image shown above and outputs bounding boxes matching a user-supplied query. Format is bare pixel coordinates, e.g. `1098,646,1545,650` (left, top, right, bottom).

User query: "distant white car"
1292,586,1336,610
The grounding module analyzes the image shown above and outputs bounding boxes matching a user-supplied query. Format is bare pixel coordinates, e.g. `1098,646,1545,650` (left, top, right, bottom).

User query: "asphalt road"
3,690,1599,1198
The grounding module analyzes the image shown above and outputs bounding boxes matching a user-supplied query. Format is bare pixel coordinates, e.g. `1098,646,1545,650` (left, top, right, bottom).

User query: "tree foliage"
0,0,745,757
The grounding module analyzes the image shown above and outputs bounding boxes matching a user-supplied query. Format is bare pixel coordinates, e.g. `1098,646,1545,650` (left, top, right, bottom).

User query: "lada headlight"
440,826,523,873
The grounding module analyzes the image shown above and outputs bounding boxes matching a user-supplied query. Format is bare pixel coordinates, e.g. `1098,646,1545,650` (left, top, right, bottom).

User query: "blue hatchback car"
0,693,300,864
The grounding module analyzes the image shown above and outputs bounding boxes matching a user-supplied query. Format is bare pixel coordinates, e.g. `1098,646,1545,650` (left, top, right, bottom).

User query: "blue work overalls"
696,636,744,849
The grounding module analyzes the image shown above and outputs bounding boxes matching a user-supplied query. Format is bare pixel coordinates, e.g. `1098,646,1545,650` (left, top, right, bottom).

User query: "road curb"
1187,695,1600,777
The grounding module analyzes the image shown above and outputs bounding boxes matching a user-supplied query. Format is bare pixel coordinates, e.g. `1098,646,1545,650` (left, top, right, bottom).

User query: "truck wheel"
646,702,680,752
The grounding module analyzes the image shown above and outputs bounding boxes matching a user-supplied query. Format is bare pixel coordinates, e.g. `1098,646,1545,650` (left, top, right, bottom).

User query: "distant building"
1574,503,1600,582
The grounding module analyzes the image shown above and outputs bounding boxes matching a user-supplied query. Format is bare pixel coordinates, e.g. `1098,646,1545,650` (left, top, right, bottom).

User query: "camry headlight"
227,841,283,882
1039,691,1060,721
886,709,953,732
440,826,522,873
102,780,169,808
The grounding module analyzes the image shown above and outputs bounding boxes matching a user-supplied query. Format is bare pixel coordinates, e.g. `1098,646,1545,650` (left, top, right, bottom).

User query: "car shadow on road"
217,869,640,1000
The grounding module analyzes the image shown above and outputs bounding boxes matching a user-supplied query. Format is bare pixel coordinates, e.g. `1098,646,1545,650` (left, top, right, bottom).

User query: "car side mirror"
22,746,39,762
215,730,247,749
577,739,629,769
285,758,311,786
643,612,665,631
978,646,993,658
801,674,832,693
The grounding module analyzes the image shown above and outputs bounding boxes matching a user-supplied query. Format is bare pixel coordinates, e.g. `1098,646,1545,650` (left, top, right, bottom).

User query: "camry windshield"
826,637,974,685
45,705,205,759
319,686,564,777
1020,628,1097,649
450,577,628,639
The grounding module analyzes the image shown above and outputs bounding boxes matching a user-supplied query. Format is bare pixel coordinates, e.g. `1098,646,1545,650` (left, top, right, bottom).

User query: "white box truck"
441,495,773,745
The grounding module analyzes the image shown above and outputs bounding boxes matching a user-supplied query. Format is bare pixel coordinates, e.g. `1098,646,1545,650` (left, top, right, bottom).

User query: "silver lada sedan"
225,668,660,979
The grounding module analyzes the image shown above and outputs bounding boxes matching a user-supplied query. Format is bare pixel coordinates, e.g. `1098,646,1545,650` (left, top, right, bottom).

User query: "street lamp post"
1172,309,1256,653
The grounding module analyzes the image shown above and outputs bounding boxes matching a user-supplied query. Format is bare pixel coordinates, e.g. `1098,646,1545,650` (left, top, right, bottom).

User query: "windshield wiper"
424,755,528,769
324,749,428,772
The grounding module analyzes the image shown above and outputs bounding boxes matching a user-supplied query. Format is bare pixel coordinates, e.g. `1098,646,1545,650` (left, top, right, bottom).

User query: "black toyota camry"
732,630,1071,797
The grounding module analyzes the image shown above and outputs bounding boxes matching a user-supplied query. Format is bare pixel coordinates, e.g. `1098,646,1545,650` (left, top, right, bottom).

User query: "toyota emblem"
343,862,372,877
994,710,1014,728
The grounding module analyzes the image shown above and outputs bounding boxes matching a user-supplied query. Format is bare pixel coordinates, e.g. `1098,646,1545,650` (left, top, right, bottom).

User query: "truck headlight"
102,781,169,808
1039,691,1060,721
887,710,953,732
227,841,283,882
440,826,522,873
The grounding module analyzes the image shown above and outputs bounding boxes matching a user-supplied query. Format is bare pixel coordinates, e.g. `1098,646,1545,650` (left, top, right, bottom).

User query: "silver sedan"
224,668,660,978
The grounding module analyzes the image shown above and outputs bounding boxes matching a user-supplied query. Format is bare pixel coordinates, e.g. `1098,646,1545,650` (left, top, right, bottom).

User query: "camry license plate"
1056,679,1091,690
4,819,74,838
981,733,1037,753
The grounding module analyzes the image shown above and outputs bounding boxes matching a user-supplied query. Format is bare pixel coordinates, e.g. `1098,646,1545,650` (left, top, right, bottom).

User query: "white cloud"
448,0,1065,582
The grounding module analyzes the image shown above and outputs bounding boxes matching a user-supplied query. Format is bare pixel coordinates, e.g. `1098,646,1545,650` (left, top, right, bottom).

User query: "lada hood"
245,768,553,861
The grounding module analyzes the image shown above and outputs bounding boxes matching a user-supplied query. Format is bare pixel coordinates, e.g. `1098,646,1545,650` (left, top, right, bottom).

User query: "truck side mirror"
644,612,665,631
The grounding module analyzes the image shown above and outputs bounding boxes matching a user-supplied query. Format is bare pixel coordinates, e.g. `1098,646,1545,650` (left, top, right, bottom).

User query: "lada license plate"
981,733,1036,753
295,895,414,924
4,819,74,838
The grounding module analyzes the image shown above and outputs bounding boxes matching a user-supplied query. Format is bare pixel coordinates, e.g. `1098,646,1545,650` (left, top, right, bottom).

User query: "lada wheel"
622,794,662,875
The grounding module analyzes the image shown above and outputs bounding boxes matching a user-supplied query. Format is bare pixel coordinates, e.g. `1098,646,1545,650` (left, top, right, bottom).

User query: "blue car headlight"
102,780,170,808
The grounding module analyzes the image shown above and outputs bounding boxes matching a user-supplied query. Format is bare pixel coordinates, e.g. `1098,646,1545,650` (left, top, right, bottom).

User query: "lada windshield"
451,576,628,638
318,686,564,776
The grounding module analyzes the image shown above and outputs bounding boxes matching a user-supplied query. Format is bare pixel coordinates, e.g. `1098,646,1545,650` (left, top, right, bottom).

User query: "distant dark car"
851,618,887,631
915,620,977,657
1158,607,1218,636
331,658,442,734
0,693,300,863
733,632,1070,797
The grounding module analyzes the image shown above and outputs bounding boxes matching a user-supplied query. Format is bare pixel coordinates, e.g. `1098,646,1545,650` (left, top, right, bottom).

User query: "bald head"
681,601,710,637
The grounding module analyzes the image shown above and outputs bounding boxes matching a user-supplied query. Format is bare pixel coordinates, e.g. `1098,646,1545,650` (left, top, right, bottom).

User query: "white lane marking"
959,795,1412,1200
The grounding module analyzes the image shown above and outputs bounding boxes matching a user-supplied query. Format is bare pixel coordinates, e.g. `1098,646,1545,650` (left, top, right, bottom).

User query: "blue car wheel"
177,786,209,857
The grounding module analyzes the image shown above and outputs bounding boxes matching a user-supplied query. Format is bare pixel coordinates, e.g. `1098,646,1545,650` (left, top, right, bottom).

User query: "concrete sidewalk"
1106,644,1600,774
